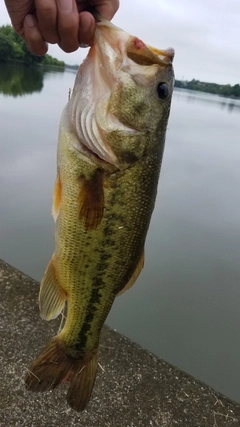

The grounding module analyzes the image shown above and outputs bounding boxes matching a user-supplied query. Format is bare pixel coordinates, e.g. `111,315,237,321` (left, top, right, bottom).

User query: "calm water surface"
1,63,240,402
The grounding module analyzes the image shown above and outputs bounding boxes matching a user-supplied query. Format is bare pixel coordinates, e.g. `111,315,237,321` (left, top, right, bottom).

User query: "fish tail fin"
25,338,98,412
67,352,98,411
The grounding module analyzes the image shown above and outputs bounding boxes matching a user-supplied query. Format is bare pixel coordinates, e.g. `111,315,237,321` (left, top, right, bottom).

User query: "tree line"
1,24,239,98
175,79,240,99
0,25,65,67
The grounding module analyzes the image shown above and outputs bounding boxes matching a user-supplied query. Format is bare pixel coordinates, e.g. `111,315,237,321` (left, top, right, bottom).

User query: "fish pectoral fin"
52,173,62,222
78,169,104,230
39,254,67,320
117,251,144,296
25,338,98,412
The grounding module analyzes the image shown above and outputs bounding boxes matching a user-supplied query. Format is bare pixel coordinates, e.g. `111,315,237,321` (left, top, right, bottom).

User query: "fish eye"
157,82,169,99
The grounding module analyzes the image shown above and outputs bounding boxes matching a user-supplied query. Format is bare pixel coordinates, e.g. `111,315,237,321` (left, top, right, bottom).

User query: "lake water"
1,62,240,403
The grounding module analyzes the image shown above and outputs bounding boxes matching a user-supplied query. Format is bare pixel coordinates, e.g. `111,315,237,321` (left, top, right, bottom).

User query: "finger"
77,0,120,47
23,14,48,56
78,11,95,47
35,0,59,44
4,0,35,36
56,0,79,53
76,0,119,20
96,0,120,20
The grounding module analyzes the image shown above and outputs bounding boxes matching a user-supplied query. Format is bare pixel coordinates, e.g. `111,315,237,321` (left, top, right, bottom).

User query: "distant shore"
175,79,240,100
1,23,239,99
0,58,66,71
0,24,65,68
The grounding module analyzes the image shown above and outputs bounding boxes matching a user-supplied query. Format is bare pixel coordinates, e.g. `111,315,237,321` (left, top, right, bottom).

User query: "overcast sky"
0,0,239,85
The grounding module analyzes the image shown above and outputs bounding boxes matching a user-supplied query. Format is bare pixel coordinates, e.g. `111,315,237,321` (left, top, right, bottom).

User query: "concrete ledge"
0,259,240,426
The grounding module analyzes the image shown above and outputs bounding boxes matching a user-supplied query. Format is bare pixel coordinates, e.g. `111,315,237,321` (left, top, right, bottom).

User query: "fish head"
69,18,174,169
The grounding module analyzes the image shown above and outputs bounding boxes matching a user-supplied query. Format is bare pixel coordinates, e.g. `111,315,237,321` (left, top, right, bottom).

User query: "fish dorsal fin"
52,173,62,222
117,251,144,296
78,169,104,230
39,254,67,320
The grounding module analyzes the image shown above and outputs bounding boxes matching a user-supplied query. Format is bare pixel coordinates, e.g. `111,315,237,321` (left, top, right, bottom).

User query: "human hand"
4,0,119,55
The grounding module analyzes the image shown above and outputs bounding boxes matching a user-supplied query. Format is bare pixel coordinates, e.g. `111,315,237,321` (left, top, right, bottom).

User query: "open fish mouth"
147,46,174,62
94,11,174,67
69,14,174,167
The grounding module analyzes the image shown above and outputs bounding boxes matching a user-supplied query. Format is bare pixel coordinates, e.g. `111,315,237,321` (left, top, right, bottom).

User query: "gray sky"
1,0,239,84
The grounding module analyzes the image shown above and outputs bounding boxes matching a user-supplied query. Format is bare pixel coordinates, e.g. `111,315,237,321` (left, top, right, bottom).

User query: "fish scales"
57,112,162,354
25,12,174,412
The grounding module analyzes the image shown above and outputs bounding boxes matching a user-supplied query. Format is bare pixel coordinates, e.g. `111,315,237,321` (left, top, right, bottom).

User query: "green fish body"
25,16,174,412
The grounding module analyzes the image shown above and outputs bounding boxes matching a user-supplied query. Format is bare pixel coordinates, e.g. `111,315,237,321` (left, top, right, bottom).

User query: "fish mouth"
94,11,174,67
126,41,174,67
147,46,175,62
69,14,174,167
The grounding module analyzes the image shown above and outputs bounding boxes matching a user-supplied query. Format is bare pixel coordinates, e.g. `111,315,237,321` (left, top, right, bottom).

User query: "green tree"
219,84,232,97
175,78,240,99
232,84,240,98
0,33,13,60
0,24,65,68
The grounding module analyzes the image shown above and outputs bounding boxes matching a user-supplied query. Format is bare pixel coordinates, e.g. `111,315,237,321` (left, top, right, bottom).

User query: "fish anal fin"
78,168,104,230
52,173,62,222
25,339,98,412
39,254,67,320
117,251,144,296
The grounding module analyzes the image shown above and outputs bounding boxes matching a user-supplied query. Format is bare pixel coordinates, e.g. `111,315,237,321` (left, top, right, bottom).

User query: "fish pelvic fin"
39,254,67,320
25,338,98,412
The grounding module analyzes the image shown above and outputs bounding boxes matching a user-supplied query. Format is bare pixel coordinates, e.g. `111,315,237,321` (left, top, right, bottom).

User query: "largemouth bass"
25,14,174,412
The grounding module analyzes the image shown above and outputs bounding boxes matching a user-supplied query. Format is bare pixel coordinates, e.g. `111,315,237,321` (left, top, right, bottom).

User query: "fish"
25,13,174,412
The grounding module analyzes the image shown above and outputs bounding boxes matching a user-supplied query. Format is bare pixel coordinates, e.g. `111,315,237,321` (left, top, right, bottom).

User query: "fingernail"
58,0,73,14
25,14,36,28
79,42,89,48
